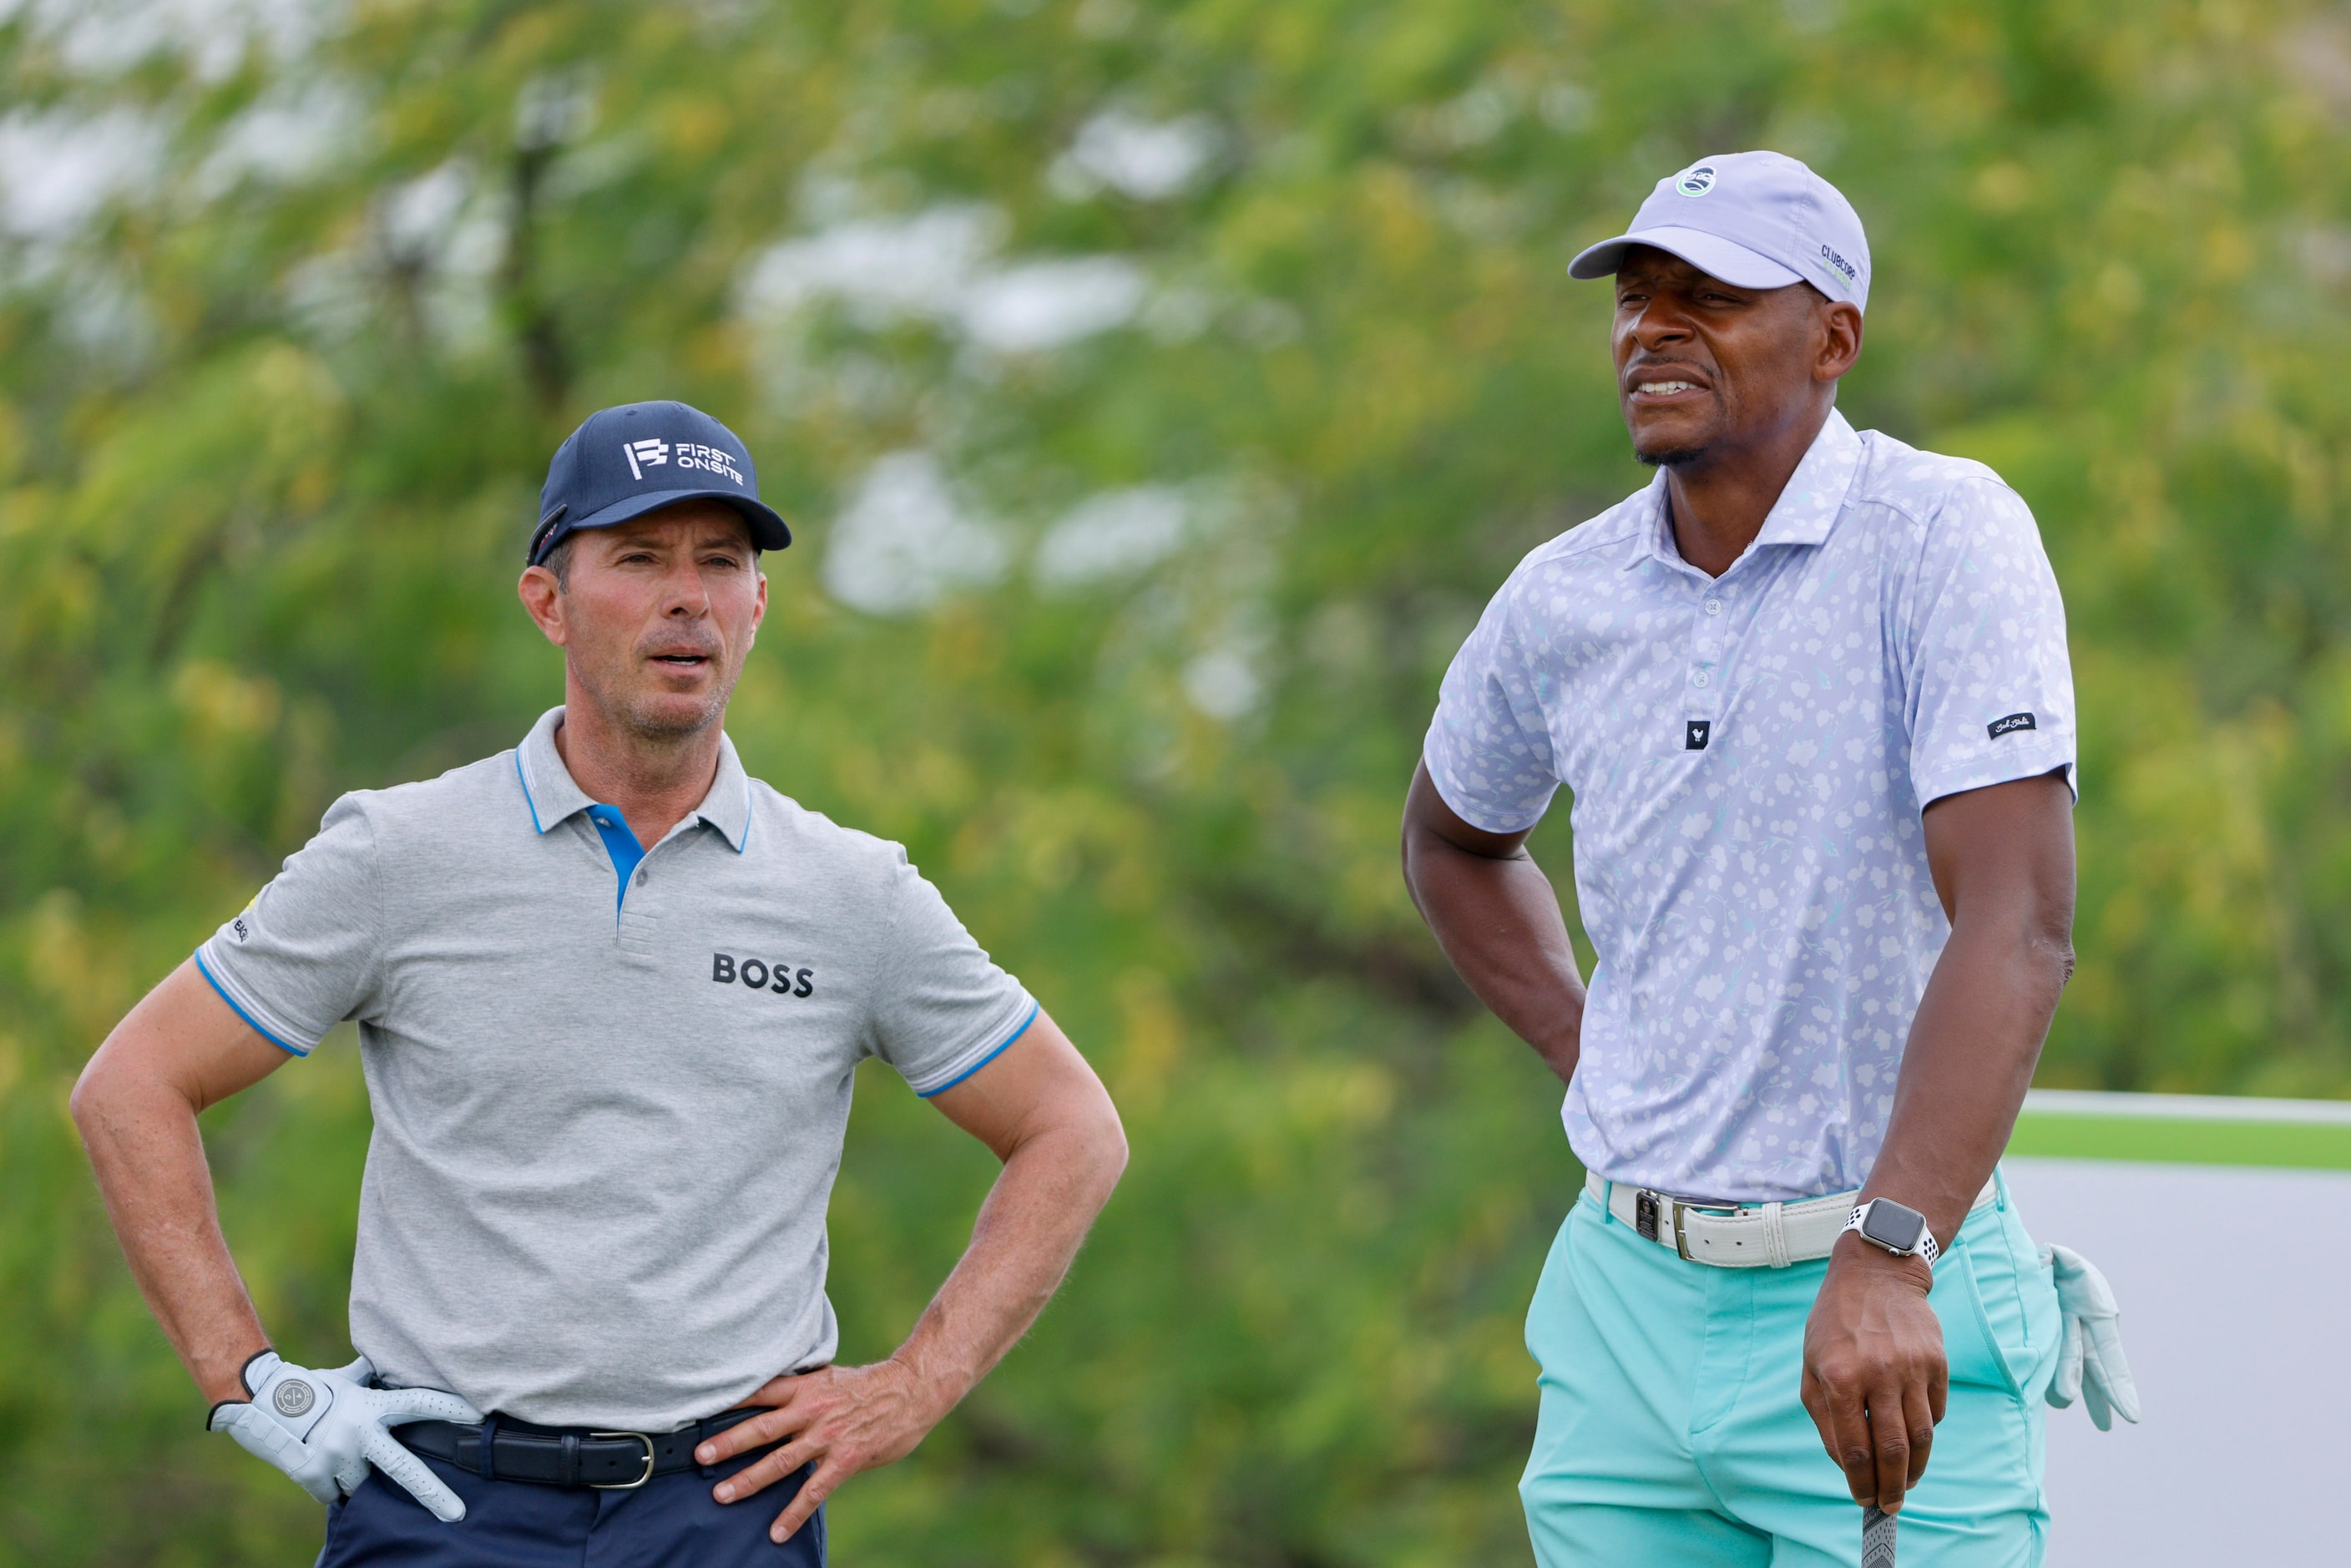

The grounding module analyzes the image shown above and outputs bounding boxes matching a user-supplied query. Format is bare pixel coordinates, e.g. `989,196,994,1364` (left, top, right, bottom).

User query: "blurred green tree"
4,0,2349,1562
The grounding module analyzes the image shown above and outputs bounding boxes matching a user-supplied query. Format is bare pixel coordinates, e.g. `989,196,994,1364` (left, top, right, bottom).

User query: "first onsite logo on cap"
621,438,668,480
621,437,746,487
1675,164,1717,197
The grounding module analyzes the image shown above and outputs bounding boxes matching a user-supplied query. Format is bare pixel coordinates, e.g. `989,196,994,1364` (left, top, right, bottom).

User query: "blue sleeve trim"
191,949,308,1058
513,751,544,832
918,999,1040,1099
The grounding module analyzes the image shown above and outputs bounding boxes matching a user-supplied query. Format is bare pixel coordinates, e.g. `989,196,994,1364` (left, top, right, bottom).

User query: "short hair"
542,533,579,590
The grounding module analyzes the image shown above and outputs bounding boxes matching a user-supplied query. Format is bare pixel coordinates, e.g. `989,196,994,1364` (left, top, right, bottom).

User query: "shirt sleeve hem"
1420,746,1551,837
909,995,1040,1099
191,947,316,1057
1912,739,2078,814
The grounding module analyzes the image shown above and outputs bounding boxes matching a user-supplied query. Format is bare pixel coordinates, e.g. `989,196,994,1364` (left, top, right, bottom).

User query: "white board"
2002,1157,2351,1566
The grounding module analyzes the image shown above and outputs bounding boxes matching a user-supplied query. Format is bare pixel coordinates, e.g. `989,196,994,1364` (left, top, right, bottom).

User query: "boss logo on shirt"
1987,711,2036,740
712,953,815,998
1685,720,1711,751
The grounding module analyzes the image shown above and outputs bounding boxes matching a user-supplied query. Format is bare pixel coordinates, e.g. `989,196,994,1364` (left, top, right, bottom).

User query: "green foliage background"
5,0,2349,1560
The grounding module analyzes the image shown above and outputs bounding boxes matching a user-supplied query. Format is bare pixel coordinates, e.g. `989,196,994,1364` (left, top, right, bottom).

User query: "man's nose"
1629,297,1695,350
660,561,713,615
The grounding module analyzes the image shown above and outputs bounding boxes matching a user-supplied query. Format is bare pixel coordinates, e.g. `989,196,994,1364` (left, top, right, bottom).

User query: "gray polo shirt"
195,707,1036,1431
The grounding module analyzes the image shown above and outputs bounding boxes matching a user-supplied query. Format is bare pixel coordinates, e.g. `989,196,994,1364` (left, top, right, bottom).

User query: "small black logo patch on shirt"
1686,720,1711,751
1987,712,2037,741
231,917,250,943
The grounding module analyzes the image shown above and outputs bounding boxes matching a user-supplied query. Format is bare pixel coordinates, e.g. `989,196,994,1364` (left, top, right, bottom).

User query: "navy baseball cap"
1570,150,1870,311
528,400,792,567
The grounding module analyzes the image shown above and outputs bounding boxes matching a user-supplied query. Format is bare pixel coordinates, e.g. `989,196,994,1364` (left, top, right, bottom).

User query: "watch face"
1860,1201,1928,1253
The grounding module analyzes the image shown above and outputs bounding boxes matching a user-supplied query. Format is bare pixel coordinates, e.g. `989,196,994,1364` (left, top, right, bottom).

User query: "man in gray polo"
1402,154,2134,1565
73,399,1128,1564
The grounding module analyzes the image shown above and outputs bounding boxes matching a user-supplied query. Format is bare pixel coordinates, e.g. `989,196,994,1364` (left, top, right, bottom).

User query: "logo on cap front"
622,438,670,481
675,442,746,486
1675,164,1717,198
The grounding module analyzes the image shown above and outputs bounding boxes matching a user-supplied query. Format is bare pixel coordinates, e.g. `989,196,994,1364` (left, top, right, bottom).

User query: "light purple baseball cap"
1570,150,1870,311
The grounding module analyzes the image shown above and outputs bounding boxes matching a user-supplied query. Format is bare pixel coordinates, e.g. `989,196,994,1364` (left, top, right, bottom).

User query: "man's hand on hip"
695,1014,1124,1544
697,1360,945,1542
1800,1237,1944,1514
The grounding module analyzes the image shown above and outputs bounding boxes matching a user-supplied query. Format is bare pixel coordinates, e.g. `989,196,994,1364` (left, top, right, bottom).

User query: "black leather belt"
399,1408,769,1490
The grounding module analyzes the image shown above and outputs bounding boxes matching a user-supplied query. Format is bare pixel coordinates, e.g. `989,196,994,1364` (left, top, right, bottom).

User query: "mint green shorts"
1520,1174,2060,1567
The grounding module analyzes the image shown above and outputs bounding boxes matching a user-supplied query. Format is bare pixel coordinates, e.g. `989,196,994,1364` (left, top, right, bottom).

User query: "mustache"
635,632,723,659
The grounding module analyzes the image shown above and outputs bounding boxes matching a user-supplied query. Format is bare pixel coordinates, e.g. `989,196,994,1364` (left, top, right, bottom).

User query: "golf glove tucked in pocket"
2038,1244,2141,1431
208,1351,483,1521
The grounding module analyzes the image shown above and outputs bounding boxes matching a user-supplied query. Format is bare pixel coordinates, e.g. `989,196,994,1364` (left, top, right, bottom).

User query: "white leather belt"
1585,1171,2000,1267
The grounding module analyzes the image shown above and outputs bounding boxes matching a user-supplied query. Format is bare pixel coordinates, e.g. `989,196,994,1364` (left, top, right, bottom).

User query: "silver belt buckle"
589,1431,656,1490
1634,1188,1698,1260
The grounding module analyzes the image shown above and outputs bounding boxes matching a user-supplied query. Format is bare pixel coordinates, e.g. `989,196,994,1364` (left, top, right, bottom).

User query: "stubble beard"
625,658,741,743
1629,412,1718,471
574,645,739,747
1636,443,1712,469
1626,388,1728,471
622,684,731,743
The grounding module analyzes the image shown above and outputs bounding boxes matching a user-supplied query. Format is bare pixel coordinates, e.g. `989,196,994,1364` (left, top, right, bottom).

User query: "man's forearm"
890,1113,1125,1411
73,1071,270,1405
1408,846,1585,1080
1400,765,1585,1082
1805,917,2068,1515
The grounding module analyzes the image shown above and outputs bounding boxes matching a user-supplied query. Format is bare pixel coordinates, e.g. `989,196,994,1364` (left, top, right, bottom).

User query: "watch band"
1844,1197,1939,1266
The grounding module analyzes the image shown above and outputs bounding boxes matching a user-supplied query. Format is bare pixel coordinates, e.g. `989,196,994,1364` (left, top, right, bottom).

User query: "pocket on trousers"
1938,1207,2046,1403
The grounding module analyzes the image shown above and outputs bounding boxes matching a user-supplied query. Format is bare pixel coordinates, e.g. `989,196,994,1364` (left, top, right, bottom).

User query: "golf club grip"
1862,1505,1896,1567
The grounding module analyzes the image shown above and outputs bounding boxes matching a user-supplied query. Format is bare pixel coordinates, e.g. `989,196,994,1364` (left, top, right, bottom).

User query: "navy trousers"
316,1445,823,1566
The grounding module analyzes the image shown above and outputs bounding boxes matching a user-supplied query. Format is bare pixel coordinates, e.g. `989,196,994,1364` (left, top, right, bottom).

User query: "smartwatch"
1843,1197,1939,1266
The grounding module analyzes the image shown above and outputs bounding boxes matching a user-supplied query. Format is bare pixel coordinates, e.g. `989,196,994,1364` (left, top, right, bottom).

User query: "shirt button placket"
615,837,661,957
1689,587,1728,732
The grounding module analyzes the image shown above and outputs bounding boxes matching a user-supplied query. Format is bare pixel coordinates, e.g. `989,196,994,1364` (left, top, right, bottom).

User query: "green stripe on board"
2011,1093,2351,1171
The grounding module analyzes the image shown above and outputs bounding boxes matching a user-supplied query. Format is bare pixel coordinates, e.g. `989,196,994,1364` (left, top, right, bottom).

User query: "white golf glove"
208,1351,483,1521
2039,1244,2141,1430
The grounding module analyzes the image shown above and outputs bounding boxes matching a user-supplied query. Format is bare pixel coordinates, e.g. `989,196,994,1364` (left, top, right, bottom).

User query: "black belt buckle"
1635,1189,1662,1242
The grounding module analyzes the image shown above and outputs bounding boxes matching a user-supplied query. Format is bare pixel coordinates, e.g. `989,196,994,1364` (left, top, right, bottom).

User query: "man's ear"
1815,300,1864,383
518,565,569,647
